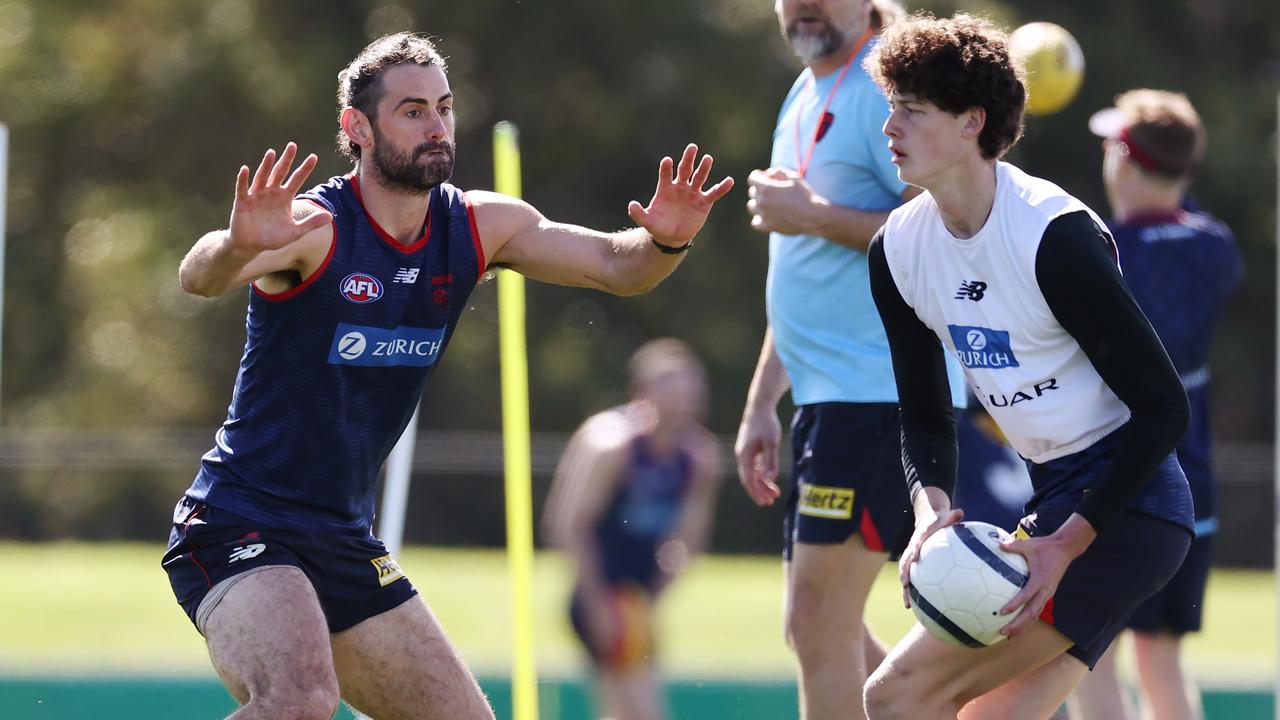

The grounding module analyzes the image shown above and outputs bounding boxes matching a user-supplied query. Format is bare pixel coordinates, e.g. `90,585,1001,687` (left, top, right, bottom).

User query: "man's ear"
961,106,987,141
340,107,373,151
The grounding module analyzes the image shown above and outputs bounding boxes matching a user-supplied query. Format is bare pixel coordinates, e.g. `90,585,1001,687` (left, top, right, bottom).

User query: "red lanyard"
794,28,874,178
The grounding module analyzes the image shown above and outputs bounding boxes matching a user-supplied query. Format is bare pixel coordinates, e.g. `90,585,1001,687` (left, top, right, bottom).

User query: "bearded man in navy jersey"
162,32,733,720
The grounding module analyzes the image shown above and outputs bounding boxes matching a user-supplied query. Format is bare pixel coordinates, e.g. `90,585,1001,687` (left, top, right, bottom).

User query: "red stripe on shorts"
859,508,884,552
1040,596,1055,625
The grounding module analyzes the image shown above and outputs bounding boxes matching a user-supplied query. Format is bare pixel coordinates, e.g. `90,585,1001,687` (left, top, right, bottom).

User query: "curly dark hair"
865,13,1026,159
336,33,447,162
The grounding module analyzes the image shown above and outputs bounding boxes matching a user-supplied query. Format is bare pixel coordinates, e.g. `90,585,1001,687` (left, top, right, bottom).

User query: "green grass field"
0,542,1272,686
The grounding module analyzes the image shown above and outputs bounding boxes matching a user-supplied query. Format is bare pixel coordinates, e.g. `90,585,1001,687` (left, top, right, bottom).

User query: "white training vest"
882,162,1130,463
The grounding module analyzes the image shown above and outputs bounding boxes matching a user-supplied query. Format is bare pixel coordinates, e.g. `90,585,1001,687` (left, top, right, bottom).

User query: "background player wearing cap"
733,2,967,717
1070,90,1241,720
544,339,720,720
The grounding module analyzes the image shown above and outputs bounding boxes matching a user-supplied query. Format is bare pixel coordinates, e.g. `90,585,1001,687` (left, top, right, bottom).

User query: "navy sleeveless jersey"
596,436,695,590
1112,209,1240,526
186,175,485,534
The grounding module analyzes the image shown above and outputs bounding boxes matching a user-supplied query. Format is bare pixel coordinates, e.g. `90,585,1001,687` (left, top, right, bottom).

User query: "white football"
908,521,1029,647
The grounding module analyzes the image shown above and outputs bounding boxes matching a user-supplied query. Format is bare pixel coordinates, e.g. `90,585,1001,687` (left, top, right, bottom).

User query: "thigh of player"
331,594,495,720
162,501,339,708
866,621,1079,717
204,565,338,709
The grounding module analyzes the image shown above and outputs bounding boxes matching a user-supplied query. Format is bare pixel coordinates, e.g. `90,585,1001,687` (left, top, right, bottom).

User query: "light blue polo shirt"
766,40,966,408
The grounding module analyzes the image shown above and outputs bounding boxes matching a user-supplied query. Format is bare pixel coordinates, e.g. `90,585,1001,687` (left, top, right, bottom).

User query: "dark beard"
369,127,456,195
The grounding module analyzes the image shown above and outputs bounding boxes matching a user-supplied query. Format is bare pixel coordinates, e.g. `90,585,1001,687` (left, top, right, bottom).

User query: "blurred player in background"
1070,89,1241,720
161,32,733,720
544,338,721,720
733,1,966,717
862,14,1193,718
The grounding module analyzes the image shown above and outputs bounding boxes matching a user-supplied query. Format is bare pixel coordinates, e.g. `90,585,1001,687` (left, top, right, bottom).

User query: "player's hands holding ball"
995,512,1096,638
899,486,963,608
230,142,333,253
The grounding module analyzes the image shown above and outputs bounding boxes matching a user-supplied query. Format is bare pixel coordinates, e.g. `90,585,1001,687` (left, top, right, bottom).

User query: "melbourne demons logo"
340,273,383,304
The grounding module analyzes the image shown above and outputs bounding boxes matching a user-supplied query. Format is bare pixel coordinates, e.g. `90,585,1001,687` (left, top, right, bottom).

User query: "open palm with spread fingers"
628,144,735,249
230,142,332,252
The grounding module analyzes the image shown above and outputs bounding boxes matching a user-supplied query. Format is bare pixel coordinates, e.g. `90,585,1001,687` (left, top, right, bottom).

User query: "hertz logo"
798,483,854,519
371,554,406,587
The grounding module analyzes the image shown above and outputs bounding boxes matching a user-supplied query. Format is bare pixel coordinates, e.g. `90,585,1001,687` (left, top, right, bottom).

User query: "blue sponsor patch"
328,323,445,367
947,325,1020,369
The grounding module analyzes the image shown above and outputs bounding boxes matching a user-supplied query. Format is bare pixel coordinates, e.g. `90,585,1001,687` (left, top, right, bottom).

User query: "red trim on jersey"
349,175,431,254
858,508,885,552
462,192,486,275
1124,210,1187,226
252,210,337,302
1039,596,1055,625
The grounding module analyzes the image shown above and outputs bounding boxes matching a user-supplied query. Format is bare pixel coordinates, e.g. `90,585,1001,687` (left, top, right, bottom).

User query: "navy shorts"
1127,531,1212,635
782,403,912,561
1017,452,1192,668
161,498,418,634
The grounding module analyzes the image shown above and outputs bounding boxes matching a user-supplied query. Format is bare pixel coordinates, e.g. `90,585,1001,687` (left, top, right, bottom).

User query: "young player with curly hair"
860,14,1193,719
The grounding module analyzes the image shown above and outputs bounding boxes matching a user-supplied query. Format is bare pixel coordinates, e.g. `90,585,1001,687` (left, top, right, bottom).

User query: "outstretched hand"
628,144,735,249
229,142,332,253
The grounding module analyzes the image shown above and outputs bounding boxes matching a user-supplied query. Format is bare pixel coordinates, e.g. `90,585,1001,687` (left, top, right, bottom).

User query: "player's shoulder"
998,162,1108,246
575,408,640,455
998,162,1087,219
1182,210,1234,242
296,173,353,213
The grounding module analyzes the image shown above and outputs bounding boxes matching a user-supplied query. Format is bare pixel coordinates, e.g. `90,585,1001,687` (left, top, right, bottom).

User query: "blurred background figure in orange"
544,339,721,720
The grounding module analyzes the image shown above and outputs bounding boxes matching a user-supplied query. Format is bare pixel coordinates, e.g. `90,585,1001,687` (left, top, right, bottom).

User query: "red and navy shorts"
161,498,418,635
1017,449,1192,668
782,402,913,561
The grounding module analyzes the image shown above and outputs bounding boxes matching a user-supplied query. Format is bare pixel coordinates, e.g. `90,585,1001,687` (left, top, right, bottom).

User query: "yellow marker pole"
493,121,539,720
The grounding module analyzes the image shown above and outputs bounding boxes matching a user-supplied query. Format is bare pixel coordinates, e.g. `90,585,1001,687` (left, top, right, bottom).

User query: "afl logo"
341,273,383,304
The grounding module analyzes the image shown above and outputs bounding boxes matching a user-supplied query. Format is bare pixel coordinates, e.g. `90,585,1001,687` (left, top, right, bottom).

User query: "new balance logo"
228,543,266,563
955,280,987,301
394,268,420,284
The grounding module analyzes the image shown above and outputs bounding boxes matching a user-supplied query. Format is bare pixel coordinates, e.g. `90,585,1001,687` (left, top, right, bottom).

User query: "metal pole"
379,406,419,556
0,123,9,427
1273,90,1279,720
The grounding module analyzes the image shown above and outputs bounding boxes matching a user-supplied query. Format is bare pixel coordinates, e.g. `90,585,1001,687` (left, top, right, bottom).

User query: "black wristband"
650,235,693,255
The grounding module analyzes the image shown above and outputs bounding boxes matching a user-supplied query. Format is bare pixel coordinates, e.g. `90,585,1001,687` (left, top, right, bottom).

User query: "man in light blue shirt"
734,1,965,717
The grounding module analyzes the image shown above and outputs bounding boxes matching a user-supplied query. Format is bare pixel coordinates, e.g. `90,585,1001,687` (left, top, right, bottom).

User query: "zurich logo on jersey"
329,322,446,367
340,273,383,304
947,325,1020,369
